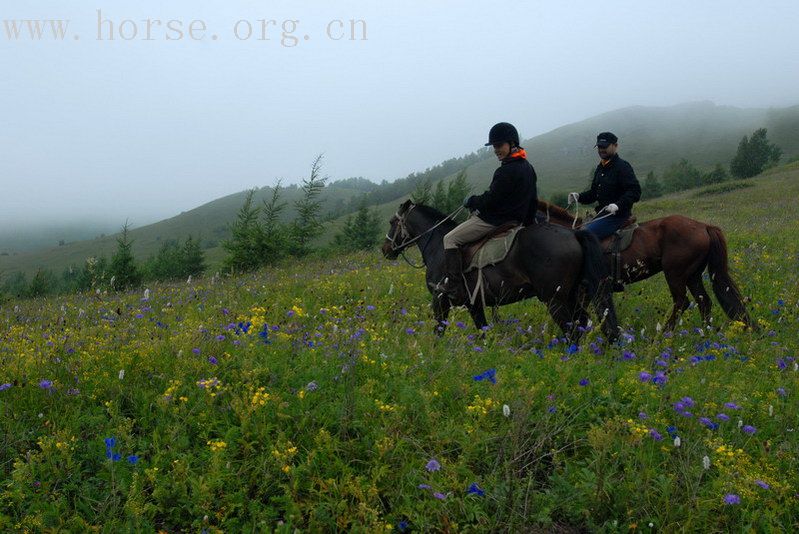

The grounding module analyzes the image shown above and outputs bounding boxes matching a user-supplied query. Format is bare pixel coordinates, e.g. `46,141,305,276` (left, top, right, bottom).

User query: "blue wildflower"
39,380,53,390
473,368,497,384
104,437,116,448
127,455,139,465
579,378,589,387
0,383,12,391
467,482,485,496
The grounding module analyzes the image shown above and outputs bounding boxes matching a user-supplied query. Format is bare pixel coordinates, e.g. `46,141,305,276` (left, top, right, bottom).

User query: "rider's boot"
436,248,467,304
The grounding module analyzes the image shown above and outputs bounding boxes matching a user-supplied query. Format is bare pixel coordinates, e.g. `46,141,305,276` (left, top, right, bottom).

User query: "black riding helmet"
485,122,520,147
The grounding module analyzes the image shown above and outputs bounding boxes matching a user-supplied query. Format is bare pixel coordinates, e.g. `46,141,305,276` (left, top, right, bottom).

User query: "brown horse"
538,200,753,330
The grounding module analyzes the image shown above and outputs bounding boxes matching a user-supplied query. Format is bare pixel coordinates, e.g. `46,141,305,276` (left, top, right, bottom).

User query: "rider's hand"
605,203,619,215
567,192,580,204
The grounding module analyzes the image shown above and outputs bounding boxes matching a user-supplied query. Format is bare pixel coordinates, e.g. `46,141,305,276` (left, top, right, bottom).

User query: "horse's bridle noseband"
385,204,417,253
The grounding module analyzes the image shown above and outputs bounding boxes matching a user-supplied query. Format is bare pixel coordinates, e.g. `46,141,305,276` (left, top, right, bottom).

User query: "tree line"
552,127,783,205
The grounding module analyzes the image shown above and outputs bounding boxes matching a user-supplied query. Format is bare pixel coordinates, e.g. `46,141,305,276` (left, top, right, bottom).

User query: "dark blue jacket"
577,154,641,216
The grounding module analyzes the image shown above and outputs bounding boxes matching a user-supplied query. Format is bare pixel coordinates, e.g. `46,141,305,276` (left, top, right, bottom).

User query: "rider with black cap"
436,122,538,302
569,132,641,239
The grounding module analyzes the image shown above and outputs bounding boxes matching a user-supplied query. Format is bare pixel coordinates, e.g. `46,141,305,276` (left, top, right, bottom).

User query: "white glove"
605,203,619,215
567,192,580,205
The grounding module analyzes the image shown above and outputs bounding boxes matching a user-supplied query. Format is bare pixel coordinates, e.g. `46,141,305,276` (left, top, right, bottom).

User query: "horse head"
381,199,416,259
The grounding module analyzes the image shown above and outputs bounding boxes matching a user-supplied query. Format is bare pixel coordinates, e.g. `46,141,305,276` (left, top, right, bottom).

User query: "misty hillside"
2,101,797,278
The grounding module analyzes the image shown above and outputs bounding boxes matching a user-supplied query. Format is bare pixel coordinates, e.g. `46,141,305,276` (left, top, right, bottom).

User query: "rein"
387,205,465,268
566,198,614,229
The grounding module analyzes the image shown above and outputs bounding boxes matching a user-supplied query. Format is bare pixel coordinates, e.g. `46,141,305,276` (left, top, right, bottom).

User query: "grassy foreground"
1,168,798,532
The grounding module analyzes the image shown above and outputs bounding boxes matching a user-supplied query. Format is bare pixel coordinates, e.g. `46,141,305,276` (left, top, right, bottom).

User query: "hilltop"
2,101,797,278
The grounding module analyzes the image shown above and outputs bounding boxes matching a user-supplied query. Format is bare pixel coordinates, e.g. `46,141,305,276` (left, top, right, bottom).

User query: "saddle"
600,216,639,291
461,222,522,272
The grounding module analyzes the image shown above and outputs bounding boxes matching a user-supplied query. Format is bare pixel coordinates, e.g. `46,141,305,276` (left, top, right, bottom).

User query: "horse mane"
538,200,579,224
411,203,450,222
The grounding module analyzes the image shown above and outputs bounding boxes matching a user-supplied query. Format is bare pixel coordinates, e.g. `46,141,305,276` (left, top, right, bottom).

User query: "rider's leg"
439,215,497,301
584,214,627,240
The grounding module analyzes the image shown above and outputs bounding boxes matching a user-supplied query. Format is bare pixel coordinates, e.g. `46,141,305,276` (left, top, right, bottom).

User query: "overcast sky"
2,0,798,228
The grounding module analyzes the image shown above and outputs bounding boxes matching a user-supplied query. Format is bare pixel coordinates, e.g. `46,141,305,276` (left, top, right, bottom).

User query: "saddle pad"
616,224,639,251
465,226,523,272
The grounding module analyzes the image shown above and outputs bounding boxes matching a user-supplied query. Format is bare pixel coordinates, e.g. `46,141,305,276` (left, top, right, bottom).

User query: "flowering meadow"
1,167,799,531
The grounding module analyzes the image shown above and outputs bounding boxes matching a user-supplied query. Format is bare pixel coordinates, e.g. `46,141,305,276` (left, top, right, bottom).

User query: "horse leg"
687,272,712,327
548,298,580,342
664,272,690,331
432,296,451,336
590,285,620,342
469,304,488,332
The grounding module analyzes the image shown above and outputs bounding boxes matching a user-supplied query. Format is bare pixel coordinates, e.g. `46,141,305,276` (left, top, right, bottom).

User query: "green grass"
1,163,798,531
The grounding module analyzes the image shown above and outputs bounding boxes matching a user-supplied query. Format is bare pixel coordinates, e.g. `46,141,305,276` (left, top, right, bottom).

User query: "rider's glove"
605,203,619,215
567,192,580,204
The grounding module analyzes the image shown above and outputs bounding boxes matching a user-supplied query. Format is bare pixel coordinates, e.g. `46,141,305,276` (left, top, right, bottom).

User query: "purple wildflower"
433,492,446,500
208,356,218,365
716,413,730,422
755,480,770,490
39,380,53,390
417,484,431,490
777,387,786,397
0,383,12,391
192,348,201,355
723,494,741,505
579,378,590,387
724,402,741,410
639,371,652,382
649,429,663,441
742,425,756,434
425,459,441,472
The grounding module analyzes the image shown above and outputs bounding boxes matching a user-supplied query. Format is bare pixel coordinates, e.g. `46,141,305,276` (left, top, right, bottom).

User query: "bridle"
386,204,465,268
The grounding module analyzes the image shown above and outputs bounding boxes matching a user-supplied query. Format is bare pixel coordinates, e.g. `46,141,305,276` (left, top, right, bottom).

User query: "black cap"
595,132,618,148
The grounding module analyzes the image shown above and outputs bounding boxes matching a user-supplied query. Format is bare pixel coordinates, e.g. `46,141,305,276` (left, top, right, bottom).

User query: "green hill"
3,101,797,278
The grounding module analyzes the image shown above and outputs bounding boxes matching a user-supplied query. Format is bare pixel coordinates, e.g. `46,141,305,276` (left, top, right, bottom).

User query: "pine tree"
703,164,729,185
410,178,432,205
445,170,471,216
290,155,327,257
730,128,782,178
259,181,289,265
641,171,664,199
181,236,206,278
109,223,142,290
432,180,447,211
662,160,702,192
333,197,381,252
222,190,264,273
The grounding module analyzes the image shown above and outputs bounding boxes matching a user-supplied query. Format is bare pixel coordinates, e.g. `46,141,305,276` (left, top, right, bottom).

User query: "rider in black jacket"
569,132,641,239
437,122,538,302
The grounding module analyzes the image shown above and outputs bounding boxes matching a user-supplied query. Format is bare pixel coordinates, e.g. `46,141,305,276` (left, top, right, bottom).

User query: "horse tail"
574,230,619,338
706,225,753,328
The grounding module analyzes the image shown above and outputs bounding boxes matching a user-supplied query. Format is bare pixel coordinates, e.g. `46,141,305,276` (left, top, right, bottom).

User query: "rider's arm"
615,162,641,214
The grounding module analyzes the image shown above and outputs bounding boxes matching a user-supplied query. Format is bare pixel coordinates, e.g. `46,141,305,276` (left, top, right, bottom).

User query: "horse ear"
400,199,413,211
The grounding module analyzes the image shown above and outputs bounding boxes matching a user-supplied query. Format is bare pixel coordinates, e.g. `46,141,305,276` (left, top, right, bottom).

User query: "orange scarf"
509,148,527,160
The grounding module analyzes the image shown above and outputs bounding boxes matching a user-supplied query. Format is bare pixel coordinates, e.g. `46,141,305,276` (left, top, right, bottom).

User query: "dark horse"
381,200,619,341
539,200,753,330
